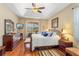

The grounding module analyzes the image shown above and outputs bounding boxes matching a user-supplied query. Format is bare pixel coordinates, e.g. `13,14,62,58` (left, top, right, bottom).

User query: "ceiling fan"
25,3,45,13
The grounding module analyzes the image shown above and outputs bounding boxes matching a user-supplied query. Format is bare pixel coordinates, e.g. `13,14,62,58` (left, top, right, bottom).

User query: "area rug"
35,49,65,56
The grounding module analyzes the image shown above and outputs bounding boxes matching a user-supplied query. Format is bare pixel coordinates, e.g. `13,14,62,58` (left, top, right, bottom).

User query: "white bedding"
31,33,60,51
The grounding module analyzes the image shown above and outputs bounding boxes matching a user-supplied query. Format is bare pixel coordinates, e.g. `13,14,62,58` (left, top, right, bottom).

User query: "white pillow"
48,32,53,37
53,32,57,35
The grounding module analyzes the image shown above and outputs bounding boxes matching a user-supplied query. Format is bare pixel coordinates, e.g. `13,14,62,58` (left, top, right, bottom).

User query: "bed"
31,32,60,51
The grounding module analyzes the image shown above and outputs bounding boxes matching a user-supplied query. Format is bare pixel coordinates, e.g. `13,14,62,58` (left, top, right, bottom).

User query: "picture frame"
51,17,58,28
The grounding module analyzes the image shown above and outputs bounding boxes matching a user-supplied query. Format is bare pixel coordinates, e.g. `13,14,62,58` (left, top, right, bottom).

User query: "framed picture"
51,17,58,28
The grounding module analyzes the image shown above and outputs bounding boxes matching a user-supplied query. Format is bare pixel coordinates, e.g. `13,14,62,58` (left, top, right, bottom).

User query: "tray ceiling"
5,3,70,19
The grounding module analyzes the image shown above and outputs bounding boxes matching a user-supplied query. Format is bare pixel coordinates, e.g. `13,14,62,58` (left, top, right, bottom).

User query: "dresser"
3,33,23,51
0,46,5,56
3,35,13,51
59,39,73,52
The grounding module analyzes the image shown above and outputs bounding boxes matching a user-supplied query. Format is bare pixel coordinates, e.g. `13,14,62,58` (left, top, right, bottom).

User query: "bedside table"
59,39,73,52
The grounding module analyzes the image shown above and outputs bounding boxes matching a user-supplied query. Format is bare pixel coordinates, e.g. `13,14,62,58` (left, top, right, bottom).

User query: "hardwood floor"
4,40,25,56
4,40,66,56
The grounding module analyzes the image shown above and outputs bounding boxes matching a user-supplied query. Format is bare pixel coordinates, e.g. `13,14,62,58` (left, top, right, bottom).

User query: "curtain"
73,7,79,48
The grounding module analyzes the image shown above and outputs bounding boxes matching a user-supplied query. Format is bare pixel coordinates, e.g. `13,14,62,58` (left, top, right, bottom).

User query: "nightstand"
59,39,73,52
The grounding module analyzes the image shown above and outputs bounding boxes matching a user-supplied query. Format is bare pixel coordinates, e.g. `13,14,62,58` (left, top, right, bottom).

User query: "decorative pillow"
50,33,53,36
48,32,53,37
53,32,57,35
42,32,48,37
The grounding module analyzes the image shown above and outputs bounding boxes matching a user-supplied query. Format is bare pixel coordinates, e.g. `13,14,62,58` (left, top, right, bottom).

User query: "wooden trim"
30,37,32,51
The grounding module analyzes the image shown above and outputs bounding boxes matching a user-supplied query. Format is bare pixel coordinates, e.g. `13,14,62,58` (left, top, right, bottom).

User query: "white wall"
0,4,18,46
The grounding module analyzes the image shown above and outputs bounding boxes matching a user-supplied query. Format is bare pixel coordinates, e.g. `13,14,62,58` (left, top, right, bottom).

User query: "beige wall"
40,20,48,32
49,4,73,33
0,4,18,46
48,4,77,46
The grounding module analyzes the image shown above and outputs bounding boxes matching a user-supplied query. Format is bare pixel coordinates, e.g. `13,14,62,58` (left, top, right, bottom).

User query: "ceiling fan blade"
38,7,45,9
32,3,36,7
25,8,32,10
38,10,42,13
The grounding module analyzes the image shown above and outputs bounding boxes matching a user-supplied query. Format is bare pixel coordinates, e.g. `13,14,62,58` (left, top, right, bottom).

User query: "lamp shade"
62,29,68,34
61,29,72,41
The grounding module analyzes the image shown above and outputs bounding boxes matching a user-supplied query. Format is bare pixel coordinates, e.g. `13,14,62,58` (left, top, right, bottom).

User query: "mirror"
4,19,14,34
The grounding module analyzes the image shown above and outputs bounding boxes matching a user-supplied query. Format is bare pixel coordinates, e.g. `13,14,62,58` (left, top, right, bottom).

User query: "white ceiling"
5,3,70,19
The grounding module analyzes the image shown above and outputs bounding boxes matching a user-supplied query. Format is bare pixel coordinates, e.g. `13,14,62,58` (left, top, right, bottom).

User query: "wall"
40,20,48,32
48,4,77,47
0,4,18,46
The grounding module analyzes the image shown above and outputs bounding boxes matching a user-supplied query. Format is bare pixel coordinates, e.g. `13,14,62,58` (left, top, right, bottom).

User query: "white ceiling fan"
25,3,45,13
